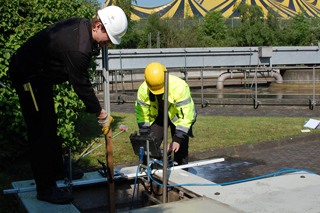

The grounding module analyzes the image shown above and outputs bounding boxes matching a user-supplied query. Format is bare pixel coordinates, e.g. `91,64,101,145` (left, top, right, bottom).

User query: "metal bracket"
309,99,316,110
98,159,113,183
253,98,260,109
311,40,320,49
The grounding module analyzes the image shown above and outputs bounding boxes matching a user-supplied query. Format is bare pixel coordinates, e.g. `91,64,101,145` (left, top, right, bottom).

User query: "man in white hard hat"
8,6,127,204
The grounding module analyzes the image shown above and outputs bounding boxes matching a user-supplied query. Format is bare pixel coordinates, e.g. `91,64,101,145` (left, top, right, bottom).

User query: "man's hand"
167,142,180,153
97,109,114,135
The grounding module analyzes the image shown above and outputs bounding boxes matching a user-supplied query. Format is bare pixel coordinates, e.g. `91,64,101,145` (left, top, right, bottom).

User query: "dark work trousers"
151,114,189,165
9,58,63,193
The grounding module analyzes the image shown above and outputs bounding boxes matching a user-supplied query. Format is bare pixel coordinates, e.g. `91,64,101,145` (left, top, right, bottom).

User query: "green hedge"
0,0,99,160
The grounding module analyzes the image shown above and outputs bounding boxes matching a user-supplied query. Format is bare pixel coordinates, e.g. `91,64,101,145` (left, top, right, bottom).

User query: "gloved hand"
97,109,114,135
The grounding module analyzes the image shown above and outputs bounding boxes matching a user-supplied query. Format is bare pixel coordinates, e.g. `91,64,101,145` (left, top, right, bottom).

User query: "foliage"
280,11,311,46
138,12,169,48
0,0,99,160
53,83,85,151
263,8,281,46
170,16,215,48
203,10,227,41
231,3,266,46
132,3,320,48
111,0,140,49
159,18,179,48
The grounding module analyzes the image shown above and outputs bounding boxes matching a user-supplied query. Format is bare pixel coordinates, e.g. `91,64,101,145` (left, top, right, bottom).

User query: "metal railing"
93,66,319,110
94,46,320,109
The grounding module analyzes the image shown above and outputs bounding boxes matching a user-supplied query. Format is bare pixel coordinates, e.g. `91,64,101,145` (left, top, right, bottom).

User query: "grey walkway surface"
110,102,320,177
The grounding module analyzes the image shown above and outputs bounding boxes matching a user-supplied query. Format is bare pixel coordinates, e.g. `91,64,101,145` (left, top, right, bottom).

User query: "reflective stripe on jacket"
135,75,197,136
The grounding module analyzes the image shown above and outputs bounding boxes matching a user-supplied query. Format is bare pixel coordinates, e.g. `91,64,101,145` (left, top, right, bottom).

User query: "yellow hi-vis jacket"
135,75,197,138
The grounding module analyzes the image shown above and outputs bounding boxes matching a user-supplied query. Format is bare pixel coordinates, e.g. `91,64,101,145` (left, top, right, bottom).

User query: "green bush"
0,0,99,160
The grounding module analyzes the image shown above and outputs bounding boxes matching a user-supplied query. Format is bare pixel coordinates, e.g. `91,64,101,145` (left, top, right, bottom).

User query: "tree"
112,0,140,49
232,3,266,46
203,10,227,41
264,8,281,46
138,12,164,48
281,11,311,46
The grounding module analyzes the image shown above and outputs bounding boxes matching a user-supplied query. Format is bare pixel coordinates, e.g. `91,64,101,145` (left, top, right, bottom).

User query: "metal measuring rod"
74,124,128,163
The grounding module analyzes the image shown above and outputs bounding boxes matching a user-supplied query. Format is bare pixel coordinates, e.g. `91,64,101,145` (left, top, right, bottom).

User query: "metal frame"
96,46,319,110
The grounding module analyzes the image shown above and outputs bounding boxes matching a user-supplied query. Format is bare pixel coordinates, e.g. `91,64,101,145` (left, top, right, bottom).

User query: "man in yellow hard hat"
8,6,127,204
135,62,197,165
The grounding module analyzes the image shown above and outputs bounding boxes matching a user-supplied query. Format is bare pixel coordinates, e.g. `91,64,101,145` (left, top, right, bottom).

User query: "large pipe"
216,71,283,90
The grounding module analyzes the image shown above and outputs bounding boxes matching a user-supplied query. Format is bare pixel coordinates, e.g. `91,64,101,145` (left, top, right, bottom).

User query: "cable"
130,164,140,210
131,147,145,210
147,160,318,187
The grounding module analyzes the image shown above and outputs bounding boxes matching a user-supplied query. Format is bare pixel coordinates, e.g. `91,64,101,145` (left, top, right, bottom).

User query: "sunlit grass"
73,112,320,169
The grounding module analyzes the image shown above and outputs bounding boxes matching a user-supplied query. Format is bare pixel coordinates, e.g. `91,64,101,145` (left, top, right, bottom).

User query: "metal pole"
147,140,150,183
255,66,258,108
68,149,73,193
131,70,134,91
313,66,316,108
184,49,188,82
157,31,160,48
120,51,124,92
201,68,204,106
162,70,169,203
115,70,118,102
248,48,252,88
100,3,110,114
102,46,111,114
148,32,151,49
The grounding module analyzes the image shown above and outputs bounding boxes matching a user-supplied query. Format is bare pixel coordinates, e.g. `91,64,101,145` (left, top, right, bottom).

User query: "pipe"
216,71,283,90
102,46,111,114
162,70,169,203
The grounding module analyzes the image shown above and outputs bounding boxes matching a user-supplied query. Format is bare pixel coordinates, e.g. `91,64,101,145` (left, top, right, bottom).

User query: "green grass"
1,111,320,212
73,112,320,169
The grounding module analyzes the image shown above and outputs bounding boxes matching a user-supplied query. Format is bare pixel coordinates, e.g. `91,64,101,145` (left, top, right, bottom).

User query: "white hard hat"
97,6,128,45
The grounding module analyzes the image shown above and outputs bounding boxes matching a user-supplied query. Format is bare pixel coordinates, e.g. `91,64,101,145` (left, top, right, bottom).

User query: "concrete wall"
282,69,320,83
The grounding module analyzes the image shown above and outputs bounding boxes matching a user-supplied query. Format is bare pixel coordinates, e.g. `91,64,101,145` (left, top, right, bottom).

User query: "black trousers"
9,57,63,192
151,115,189,165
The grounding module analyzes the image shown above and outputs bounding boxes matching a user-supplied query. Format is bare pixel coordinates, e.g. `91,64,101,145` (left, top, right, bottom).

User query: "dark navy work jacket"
15,18,101,113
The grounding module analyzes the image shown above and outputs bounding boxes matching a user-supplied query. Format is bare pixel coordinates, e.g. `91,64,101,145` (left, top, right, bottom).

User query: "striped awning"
131,0,208,20
102,0,320,19
198,0,320,18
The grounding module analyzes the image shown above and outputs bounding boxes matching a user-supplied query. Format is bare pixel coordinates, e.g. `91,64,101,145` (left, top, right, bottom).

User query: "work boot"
56,169,84,181
37,186,74,204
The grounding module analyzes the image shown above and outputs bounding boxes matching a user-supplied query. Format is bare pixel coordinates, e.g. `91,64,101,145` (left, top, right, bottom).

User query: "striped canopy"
131,0,208,20
103,0,320,19
198,0,320,18
104,0,207,20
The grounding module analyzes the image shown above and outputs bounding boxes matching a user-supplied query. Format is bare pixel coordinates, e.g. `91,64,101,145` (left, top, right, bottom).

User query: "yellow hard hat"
145,62,167,95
